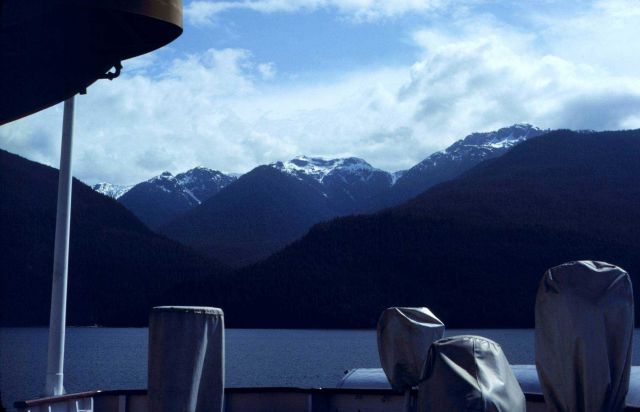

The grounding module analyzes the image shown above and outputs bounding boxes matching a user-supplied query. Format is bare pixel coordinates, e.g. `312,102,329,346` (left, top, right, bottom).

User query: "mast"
44,96,75,396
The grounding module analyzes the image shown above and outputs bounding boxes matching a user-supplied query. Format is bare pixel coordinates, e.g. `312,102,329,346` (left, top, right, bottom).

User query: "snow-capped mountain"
175,167,237,204
144,170,201,206
270,156,395,214
271,156,388,183
92,182,133,199
102,124,548,265
383,124,548,207
413,124,546,171
162,156,396,266
266,124,543,214
115,167,237,229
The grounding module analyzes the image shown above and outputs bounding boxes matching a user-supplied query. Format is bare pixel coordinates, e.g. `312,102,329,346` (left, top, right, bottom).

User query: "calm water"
1,328,639,409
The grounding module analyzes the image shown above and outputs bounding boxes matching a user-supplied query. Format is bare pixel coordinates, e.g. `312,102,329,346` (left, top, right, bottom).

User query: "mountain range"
3,127,639,328
94,167,237,229
96,124,546,266
160,156,403,265
166,129,640,328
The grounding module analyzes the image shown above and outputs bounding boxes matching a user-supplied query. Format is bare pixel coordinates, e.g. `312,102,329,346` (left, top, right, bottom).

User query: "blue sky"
182,10,417,73
2,0,640,185
138,4,435,82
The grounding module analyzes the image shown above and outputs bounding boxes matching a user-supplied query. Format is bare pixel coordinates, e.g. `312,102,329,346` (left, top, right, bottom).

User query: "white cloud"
536,0,640,78
185,0,453,25
402,27,640,136
257,62,277,80
2,0,640,186
0,48,418,184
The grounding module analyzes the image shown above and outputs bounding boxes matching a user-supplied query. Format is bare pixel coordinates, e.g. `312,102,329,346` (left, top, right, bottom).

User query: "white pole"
44,96,75,396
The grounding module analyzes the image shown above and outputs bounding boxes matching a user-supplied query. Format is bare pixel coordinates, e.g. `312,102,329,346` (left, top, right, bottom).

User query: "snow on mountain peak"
92,182,133,199
272,156,382,183
176,167,223,185
414,124,548,170
150,171,175,183
174,167,237,203
457,124,545,149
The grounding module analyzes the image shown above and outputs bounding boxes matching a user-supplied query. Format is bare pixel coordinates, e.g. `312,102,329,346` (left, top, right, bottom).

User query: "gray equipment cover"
377,307,445,390
535,261,634,412
149,306,225,412
418,335,526,412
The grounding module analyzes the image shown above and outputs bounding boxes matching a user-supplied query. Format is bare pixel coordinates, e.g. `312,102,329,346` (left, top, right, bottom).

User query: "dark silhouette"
0,149,228,326
166,130,640,328
160,126,543,266
2,129,639,328
118,168,236,229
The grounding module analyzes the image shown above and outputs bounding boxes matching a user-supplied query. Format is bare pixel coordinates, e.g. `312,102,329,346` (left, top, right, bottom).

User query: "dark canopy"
0,0,183,125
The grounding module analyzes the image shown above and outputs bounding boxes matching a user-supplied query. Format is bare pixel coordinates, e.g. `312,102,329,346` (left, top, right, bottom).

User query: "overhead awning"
0,0,183,125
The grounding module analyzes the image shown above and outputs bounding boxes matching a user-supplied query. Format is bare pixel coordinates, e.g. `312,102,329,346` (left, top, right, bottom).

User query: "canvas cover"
377,307,445,390
337,366,640,408
418,335,526,412
535,261,634,412
149,306,225,412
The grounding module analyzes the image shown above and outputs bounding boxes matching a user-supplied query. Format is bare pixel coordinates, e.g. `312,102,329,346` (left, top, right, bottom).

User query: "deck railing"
14,390,146,412
15,388,421,412
14,388,640,412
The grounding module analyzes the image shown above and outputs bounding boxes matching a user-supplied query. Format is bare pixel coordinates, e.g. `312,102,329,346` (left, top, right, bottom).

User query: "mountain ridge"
115,167,237,229
375,123,548,209
160,165,336,266
96,124,549,266
164,129,640,328
160,155,399,265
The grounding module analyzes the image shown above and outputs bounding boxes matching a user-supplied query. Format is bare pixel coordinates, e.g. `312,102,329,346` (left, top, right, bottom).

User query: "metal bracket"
99,61,123,81
81,61,123,94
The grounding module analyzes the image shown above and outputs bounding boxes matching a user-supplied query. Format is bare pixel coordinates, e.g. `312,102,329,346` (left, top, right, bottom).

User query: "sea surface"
1,328,639,410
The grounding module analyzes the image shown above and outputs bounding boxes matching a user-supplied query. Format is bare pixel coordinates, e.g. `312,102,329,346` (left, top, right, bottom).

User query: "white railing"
15,390,147,412
14,387,556,412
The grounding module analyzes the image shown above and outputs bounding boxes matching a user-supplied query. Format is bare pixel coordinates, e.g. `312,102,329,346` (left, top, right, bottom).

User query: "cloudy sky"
2,0,640,185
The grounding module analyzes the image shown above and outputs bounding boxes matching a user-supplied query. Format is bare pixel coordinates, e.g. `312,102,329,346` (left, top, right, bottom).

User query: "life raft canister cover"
377,307,445,391
536,260,634,412
418,335,526,412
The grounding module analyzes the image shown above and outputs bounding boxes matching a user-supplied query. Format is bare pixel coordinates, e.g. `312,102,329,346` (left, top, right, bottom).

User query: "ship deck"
14,366,640,412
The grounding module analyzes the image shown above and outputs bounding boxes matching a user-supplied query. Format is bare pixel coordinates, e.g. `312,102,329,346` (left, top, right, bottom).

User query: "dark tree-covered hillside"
161,166,336,267
0,149,228,326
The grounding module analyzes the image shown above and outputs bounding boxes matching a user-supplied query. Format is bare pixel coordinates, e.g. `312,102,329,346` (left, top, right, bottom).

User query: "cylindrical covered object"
149,306,225,412
418,335,525,412
535,261,634,412
377,307,444,390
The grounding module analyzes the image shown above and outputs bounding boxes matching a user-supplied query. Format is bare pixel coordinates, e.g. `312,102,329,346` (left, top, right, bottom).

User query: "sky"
2,0,640,185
